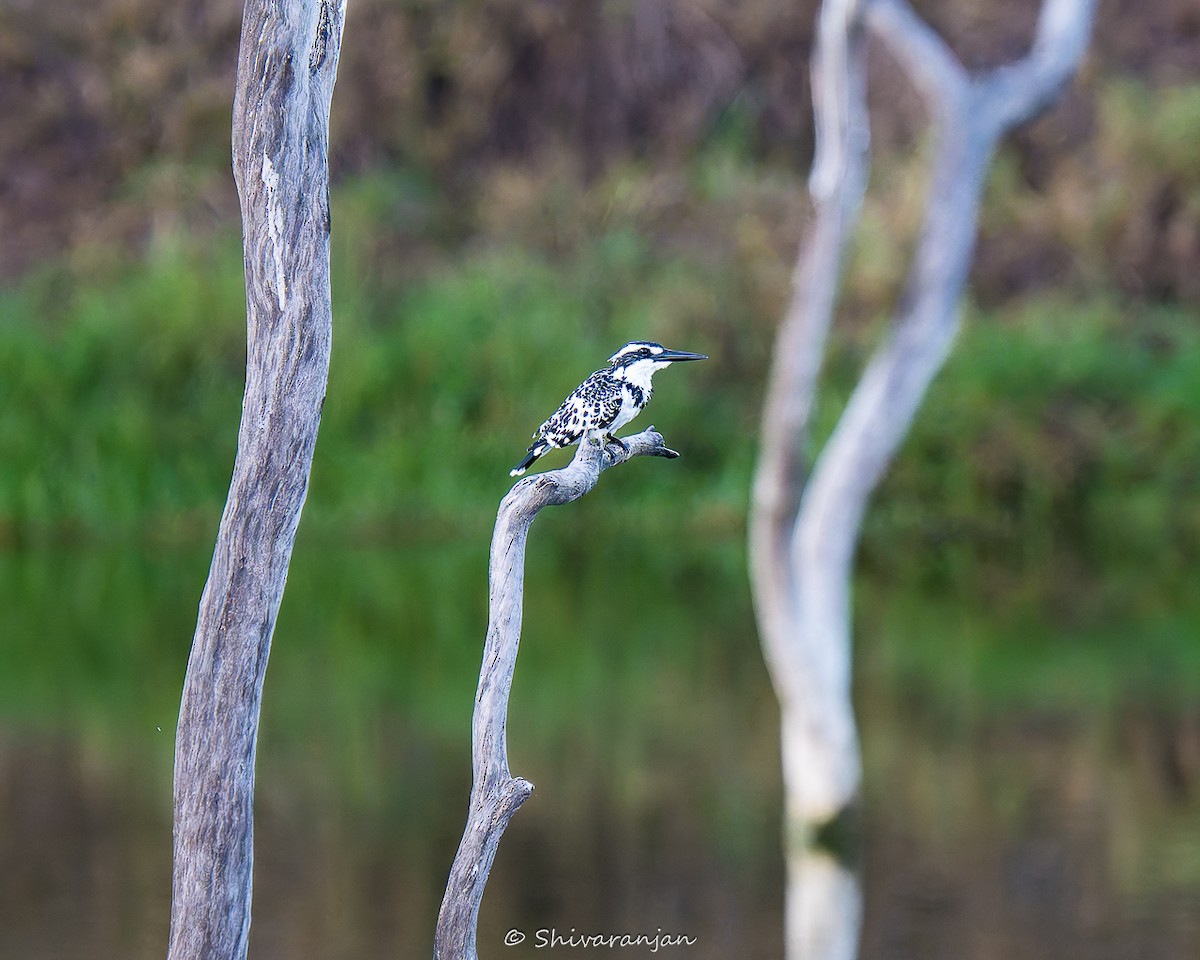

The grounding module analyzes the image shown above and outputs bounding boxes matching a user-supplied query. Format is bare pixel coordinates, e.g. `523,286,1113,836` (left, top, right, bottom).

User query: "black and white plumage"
510,340,708,477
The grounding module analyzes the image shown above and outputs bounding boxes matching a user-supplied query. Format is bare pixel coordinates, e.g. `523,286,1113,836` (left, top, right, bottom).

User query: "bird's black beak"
659,348,708,363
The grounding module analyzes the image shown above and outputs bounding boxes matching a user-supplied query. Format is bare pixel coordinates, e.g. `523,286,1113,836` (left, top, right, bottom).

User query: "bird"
509,340,708,477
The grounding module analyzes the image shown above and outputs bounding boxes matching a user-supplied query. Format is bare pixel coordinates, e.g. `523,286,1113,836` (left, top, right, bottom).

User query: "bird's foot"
604,434,630,456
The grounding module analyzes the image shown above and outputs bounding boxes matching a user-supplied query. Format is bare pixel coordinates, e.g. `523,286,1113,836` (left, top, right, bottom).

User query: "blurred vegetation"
2,0,1200,749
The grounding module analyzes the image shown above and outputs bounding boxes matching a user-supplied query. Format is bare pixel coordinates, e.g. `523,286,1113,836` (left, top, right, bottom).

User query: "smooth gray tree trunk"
750,0,1095,957
167,3,346,959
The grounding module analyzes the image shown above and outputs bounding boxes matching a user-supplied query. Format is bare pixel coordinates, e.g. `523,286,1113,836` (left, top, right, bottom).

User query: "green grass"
3,186,1199,615
0,242,248,544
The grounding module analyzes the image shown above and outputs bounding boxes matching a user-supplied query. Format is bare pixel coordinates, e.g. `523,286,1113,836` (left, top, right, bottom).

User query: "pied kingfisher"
510,340,708,477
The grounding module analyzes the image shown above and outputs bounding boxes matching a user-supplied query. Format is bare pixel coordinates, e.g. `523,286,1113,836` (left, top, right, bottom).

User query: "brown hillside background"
2,0,1198,299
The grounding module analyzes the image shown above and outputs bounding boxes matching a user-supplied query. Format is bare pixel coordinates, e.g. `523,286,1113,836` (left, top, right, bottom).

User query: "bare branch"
978,0,1098,133
435,428,678,960
867,0,1096,136
809,0,870,210
820,0,1097,577
863,0,969,116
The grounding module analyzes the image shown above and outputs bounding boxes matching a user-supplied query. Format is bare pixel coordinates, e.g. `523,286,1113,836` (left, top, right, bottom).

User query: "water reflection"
2,543,1200,959
790,848,861,960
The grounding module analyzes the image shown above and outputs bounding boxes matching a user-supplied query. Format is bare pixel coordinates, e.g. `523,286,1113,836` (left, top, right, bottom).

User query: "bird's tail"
510,442,549,477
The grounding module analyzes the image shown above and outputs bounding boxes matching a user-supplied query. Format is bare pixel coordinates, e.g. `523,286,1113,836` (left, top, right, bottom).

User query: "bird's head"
607,341,708,384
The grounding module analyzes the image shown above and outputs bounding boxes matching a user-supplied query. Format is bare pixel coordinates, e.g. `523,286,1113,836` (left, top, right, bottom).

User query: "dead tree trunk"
750,0,1094,954
435,429,680,960
167,3,346,959
750,0,871,833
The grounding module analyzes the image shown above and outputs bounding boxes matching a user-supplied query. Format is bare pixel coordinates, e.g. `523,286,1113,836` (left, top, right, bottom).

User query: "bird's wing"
536,370,622,446
589,377,625,431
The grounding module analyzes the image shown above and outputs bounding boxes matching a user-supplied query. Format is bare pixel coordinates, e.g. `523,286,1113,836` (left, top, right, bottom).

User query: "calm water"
2,535,1199,959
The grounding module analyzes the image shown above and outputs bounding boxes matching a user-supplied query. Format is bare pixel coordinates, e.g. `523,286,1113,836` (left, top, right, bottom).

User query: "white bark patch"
261,154,287,311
